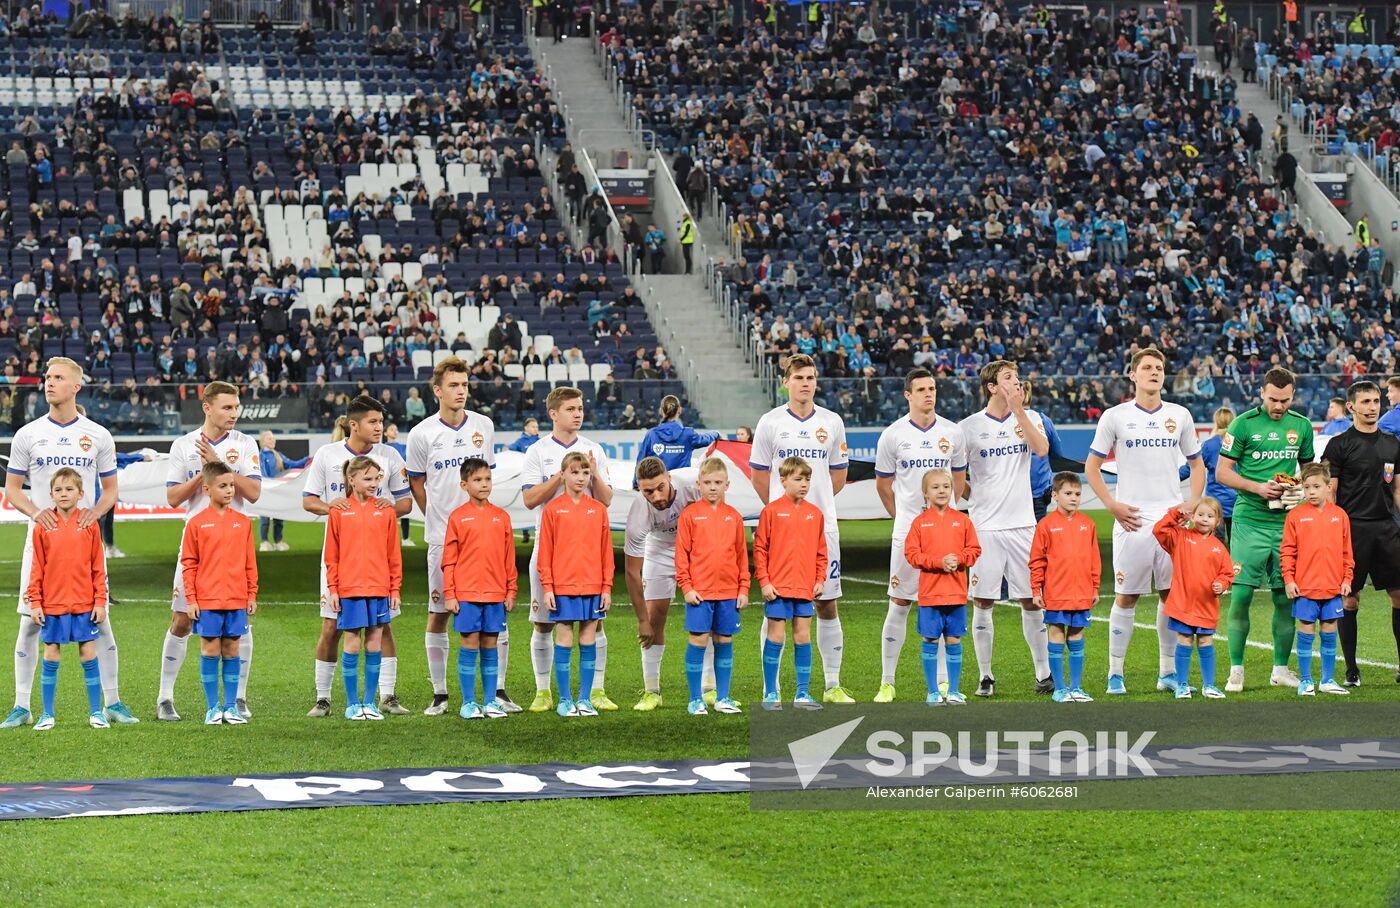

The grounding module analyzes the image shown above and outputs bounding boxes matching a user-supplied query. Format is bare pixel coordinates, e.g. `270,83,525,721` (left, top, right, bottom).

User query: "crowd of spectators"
605,0,1400,424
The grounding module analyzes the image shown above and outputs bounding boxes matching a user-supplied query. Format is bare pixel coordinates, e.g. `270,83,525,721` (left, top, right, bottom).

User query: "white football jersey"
303,441,411,503
405,411,496,545
520,433,613,529
958,408,1043,531
8,414,118,510
1089,401,1200,510
165,428,261,517
875,414,966,530
749,404,848,524
623,474,703,575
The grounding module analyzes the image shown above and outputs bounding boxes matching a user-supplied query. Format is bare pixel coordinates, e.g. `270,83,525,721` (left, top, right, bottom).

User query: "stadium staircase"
524,27,773,429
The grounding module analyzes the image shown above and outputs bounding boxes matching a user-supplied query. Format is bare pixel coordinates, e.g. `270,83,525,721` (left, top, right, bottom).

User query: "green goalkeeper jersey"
1220,407,1315,526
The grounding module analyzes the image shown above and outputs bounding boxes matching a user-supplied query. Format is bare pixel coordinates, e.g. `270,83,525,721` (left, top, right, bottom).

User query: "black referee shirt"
1321,427,1400,522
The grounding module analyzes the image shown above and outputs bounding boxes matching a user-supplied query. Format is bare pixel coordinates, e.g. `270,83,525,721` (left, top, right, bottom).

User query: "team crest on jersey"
1233,563,1242,576
226,450,239,464
1286,430,1299,445
815,428,829,444
1164,418,1177,435
1222,433,1234,449
1013,425,1025,439
938,437,951,454
77,435,93,452
431,590,441,603
1114,570,1125,585
473,432,485,449
889,576,899,589
1385,462,1395,483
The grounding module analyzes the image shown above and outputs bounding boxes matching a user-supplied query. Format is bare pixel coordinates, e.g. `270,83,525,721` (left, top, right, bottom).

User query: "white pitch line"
841,575,1400,671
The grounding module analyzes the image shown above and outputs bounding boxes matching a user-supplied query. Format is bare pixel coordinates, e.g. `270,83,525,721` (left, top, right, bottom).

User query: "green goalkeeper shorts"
1228,517,1284,590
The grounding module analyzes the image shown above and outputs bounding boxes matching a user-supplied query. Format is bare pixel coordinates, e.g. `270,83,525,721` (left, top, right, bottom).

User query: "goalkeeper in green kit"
1215,368,1315,692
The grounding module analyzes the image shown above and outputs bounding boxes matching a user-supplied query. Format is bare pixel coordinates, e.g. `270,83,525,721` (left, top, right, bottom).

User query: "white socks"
816,616,843,689
881,601,908,685
380,655,397,697
425,631,449,696
1108,604,1136,677
315,659,335,700
1022,608,1050,680
531,627,553,692
971,606,995,678
495,625,509,694
593,628,608,690
96,614,120,705
702,639,715,691
236,630,252,700
641,643,665,692
1156,601,1175,675
158,630,189,702
13,616,39,711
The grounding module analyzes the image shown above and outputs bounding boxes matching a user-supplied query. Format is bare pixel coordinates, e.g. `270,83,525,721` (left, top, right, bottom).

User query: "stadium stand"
0,8,690,435
601,2,1399,426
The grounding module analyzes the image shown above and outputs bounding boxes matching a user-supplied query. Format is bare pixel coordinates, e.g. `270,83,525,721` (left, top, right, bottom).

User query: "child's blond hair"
49,467,83,492
560,450,592,473
342,454,383,488
920,468,953,495
778,456,811,480
698,456,728,477
1192,496,1225,524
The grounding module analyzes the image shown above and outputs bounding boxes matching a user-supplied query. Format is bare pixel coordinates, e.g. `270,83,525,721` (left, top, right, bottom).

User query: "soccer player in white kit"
302,395,413,717
1084,347,1205,695
872,368,966,702
406,358,499,716
521,386,615,712
625,456,708,710
748,354,854,703
156,381,262,721
1,357,136,729
958,361,1052,698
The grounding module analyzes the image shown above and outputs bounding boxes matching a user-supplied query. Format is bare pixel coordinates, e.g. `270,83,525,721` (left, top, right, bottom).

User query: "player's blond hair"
546,386,583,412
698,456,727,477
202,380,239,404
560,450,591,473
341,454,383,488
44,356,84,382
1129,347,1166,371
778,456,812,480
49,466,83,491
1213,407,1234,432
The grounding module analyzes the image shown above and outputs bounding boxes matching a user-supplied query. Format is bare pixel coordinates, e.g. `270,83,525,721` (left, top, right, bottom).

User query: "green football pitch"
0,516,1398,906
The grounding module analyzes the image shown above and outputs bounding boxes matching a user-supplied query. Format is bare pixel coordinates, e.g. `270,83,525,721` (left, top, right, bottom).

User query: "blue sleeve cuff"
406,470,426,478
952,466,967,472
874,469,895,478
165,481,180,486
99,469,117,478
749,463,770,472
1185,452,1202,460
393,489,410,497
6,468,26,476
830,463,848,471
301,492,320,498
521,483,535,491
1088,447,1108,459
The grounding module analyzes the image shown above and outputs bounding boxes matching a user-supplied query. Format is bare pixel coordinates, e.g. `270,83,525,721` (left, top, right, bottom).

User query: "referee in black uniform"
1319,380,1400,686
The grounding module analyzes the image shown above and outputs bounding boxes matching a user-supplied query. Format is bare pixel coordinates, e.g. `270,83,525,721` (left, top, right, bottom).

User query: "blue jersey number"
829,559,841,580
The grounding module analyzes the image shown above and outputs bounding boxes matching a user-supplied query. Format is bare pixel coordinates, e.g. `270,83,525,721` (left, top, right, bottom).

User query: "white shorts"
887,524,918,600
970,526,1034,601
171,535,191,614
642,573,677,602
1112,518,1172,595
820,526,842,601
427,543,448,614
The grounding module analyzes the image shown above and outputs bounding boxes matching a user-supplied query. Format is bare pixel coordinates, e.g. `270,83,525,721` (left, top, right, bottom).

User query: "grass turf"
0,516,1397,905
